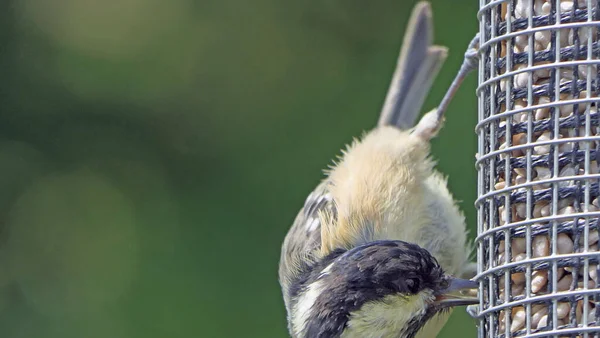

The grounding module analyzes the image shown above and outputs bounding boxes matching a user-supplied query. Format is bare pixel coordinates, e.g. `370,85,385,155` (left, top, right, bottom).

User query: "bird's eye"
439,279,449,290
406,278,420,293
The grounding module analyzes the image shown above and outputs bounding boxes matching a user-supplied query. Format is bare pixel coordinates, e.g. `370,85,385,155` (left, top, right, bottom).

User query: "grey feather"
377,2,448,130
278,180,335,311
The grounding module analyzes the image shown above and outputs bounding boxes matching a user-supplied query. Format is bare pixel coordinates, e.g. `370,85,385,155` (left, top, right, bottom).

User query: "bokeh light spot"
6,169,139,317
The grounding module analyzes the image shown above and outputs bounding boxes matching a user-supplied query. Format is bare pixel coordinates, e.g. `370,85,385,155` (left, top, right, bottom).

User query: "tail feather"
377,2,447,130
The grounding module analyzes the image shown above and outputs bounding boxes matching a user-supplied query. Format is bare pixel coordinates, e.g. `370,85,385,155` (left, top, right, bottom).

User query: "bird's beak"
435,276,478,308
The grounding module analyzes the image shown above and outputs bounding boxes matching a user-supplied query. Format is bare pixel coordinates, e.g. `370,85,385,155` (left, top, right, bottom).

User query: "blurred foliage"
0,0,479,337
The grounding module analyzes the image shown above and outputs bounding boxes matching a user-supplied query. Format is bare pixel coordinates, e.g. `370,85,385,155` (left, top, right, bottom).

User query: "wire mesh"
476,0,600,337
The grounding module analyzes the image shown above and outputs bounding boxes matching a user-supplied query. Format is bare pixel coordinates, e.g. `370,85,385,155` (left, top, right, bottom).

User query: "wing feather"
279,180,335,310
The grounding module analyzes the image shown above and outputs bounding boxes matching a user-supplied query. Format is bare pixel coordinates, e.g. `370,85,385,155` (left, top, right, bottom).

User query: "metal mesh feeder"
476,0,600,337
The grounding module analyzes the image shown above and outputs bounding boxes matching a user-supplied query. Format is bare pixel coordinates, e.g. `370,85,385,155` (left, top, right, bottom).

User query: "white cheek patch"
319,262,334,277
292,280,325,337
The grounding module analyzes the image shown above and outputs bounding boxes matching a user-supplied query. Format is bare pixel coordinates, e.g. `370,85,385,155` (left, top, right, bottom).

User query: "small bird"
279,2,480,338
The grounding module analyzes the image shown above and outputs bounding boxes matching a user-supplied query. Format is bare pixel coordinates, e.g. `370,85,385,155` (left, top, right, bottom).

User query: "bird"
278,2,480,338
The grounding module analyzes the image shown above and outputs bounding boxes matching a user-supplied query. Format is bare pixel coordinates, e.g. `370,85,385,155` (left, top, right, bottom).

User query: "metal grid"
476,0,600,337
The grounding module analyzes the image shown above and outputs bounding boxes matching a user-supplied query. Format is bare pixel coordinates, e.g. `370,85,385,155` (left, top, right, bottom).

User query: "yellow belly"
415,310,452,338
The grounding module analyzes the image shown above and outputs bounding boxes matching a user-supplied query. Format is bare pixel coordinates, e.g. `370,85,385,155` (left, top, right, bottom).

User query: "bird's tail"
377,2,447,130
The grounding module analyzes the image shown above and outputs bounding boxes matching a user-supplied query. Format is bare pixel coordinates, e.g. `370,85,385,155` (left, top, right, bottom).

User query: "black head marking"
290,240,446,338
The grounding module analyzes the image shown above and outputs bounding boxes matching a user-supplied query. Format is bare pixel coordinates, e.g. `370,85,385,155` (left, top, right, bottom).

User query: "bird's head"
287,240,477,338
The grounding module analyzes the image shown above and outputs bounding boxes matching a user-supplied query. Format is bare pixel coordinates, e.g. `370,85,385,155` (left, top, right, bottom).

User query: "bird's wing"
377,1,447,130
279,180,335,308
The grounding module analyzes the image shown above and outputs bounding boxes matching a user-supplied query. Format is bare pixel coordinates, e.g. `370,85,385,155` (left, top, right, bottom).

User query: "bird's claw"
463,34,480,72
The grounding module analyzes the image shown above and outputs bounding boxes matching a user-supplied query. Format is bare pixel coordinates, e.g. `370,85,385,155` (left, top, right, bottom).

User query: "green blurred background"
0,0,480,337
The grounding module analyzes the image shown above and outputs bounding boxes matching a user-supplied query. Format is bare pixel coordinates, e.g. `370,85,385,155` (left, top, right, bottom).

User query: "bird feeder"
476,0,600,336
